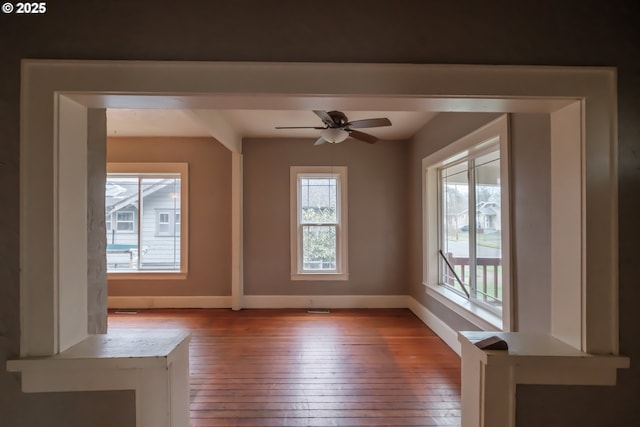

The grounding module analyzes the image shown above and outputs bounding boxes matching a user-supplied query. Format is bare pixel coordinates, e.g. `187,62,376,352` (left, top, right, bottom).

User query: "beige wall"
107,137,232,297
243,138,409,296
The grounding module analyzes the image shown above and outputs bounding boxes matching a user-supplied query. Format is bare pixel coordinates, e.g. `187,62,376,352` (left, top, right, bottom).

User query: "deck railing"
443,253,502,305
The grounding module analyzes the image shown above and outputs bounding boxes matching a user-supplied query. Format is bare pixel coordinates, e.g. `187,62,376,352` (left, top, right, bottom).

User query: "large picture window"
106,163,188,276
423,115,511,330
439,148,502,309
290,166,348,280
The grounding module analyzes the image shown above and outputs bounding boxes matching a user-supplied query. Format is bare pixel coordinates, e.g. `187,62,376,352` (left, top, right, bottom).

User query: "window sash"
106,163,188,276
298,175,340,273
437,146,502,313
301,224,338,272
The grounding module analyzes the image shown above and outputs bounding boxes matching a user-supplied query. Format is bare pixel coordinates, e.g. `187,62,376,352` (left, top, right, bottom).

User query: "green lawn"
446,230,501,249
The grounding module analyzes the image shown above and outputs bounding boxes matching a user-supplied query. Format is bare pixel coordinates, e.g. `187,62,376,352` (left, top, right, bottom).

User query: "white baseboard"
108,295,233,309
242,294,409,309
407,296,461,355
108,295,408,310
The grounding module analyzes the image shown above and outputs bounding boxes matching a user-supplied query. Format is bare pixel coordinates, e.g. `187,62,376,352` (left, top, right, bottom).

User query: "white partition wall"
550,102,585,351
57,96,90,353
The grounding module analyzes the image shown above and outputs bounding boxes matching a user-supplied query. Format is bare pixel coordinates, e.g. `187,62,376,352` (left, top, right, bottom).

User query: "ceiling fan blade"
348,130,378,144
275,126,325,129
313,110,337,126
313,136,327,145
346,118,392,129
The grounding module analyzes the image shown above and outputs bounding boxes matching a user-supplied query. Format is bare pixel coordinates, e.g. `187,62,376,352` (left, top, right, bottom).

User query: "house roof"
106,179,176,213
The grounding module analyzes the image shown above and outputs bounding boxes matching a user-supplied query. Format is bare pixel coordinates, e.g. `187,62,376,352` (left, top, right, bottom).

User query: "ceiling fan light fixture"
276,110,391,145
321,128,349,143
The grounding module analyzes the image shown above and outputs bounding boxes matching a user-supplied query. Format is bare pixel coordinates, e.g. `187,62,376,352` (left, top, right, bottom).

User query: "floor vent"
307,309,330,314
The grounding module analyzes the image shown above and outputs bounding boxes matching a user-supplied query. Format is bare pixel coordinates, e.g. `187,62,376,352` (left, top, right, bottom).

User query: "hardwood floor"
108,308,461,427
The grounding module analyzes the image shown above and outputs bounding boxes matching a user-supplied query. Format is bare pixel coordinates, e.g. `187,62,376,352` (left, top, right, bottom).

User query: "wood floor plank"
109,308,461,427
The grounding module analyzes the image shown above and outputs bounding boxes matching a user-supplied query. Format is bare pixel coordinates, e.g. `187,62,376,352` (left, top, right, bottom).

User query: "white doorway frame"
18,61,618,358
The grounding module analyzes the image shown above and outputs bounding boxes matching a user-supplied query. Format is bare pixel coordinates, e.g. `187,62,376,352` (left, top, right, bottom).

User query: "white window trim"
107,162,189,280
422,115,512,331
290,166,349,281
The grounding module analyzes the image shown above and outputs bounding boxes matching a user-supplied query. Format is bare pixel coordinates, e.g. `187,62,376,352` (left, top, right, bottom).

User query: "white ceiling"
106,108,439,140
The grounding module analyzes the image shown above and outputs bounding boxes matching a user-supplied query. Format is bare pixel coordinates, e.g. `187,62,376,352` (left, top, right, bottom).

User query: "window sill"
424,282,503,331
291,273,349,281
108,272,188,281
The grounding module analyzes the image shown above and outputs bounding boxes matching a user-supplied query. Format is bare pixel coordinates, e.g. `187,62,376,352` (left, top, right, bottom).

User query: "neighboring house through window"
106,211,112,233
423,115,511,330
106,162,188,276
290,166,348,280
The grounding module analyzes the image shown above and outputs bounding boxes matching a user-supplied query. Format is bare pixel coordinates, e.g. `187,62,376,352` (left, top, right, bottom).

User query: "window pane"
106,174,181,272
302,225,337,271
106,177,139,270
440,164,470,295
300,177,337,224
140,176,181,271
474,155,502,306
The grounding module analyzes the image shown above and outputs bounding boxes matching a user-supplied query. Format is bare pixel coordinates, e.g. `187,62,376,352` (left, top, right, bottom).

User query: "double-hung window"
290,166,348,280
423,115,511,330
106,162,188,277
115,211,135,232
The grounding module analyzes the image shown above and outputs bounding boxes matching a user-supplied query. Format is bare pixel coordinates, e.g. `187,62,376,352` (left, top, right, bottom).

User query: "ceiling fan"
275,110,392,145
